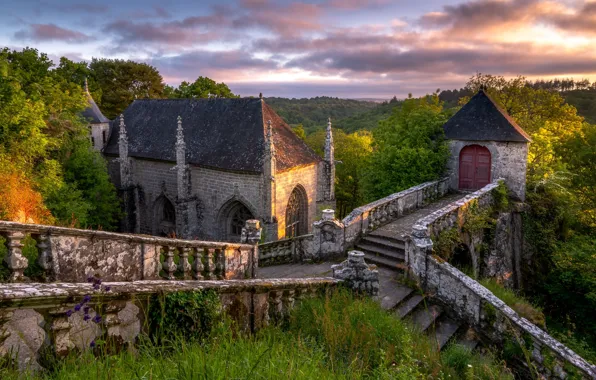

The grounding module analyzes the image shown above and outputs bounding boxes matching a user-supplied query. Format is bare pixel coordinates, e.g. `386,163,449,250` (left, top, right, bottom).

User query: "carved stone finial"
259,92,263,99
176,116,184,142
84,77,89,93
118,114,127,140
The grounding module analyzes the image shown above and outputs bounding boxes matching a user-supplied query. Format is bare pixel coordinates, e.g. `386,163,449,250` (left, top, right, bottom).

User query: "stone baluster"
163,246,177,280
215,248,225,280
204,248,216,280
4,231,28,282
34,233,53,281
104,300,127,346
192,248,204,280
282,290,295,316
49,308,75,357
178,247,192,280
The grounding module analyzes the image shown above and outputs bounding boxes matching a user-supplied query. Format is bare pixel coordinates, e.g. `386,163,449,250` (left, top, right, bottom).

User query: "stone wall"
447,140,528,201
275,164,318,239
90,122,110,151
0,221,257,283
406,182,596,379
0,277,340,370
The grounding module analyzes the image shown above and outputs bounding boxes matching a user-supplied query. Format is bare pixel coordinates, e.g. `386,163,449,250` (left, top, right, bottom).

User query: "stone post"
241,219,262,278
311,209,344,261
332,250,379,297
263,120,277,223
174,116,190,200
324,117,335,201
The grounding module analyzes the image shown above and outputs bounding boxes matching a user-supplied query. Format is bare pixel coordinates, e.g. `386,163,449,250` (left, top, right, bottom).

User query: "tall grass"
0,289,513,379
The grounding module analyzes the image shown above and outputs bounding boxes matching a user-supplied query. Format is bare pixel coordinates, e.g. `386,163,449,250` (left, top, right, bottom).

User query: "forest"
0,47,594,364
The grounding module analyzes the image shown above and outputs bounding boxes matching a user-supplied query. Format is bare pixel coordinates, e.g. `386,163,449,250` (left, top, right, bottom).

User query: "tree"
89,58,165,118
292,124,306,140
362,94,451,201
167,76,238,99
306,129,374,217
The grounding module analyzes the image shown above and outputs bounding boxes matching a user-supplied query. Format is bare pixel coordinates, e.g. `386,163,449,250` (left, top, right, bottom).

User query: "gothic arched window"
285,186,307,238
230,204,253,237
155,196,176,237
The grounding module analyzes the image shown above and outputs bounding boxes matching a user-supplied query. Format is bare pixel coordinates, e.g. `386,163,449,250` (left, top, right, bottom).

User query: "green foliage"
305,129,373,217
433,228,462,261
89,58,165,119
492,181,510,212
291,123,306,140
165,76,238,99
334,97,401,132
149,290,222,342
362,94,451,201
480,279,546,329
264,96,378,133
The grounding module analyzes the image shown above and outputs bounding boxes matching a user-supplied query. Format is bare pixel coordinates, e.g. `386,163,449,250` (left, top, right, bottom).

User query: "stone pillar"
174,116,190,200
324,117,335,201
332,250,379,297
311,209,344,261
262,120,278,241
241,219,262,278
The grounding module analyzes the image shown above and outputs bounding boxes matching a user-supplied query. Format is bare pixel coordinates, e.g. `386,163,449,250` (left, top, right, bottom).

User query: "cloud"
46,2,108,13
14,24,94,43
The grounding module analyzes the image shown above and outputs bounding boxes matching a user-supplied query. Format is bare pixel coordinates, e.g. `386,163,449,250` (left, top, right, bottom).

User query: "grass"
0,289,513,379
480,278,546,329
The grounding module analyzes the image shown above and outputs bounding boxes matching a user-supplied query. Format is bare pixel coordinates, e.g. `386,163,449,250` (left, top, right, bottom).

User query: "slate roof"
103,98,321,173
82,92,110,124
443,89,531,143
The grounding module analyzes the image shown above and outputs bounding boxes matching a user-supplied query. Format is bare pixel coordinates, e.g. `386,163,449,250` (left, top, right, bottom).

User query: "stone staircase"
379,269,479,351
355,233,407,272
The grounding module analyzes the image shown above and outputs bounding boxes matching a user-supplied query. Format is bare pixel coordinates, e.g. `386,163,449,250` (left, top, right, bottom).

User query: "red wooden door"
459,145,491,190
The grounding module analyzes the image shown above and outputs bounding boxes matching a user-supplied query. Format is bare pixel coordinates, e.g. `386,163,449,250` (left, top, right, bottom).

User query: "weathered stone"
332,251,379,297
0,309,45,371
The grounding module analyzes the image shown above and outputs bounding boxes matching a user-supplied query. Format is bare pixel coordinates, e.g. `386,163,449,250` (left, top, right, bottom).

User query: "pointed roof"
443,89,531,143
82,85,109,124
103,98,321,173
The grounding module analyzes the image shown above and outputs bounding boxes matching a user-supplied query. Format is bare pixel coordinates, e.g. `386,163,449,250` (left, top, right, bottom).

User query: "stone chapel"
94,96,335,242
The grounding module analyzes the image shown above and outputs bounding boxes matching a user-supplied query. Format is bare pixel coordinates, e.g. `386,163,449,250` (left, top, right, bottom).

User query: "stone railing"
258,234,314,266
0,221,257,283
342,178,450,247
0,277,340,370
406,181,596,379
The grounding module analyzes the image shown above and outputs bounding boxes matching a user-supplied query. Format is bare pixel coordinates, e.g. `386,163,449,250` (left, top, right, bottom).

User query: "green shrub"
481,279,546,329
433,227,462,261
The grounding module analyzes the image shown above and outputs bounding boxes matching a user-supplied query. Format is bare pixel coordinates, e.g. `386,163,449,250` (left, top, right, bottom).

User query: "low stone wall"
0,277,340,370
0,221,257,283
342,178,450,247
406,182,596,379
258,234,314,266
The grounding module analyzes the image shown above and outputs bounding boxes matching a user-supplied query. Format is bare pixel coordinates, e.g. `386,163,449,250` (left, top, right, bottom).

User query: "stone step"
396,294,425,319
380,284,413,311
432,317,461,350
356,243,405,262
368,230,406,245
362,252,405,272
409,304,443,332
361,236,405,252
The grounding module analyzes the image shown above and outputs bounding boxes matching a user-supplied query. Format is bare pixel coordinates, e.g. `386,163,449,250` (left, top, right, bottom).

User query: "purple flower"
83,306,90,314
83,314,91,321
103,286,111,292
82,295,92,303
90,340,96,348
74,304,82,312
92,314,102,324
87,276,94,283
93,284,100,290
65,310,73,317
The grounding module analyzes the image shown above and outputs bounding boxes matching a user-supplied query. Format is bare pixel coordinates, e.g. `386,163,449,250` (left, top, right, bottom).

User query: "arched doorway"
219,201,255,242
285,186,308,238
154,195,176,237
459,145,491,190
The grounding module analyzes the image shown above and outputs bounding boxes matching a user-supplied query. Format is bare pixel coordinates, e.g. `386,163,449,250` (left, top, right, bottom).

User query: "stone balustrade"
258,234,314,266
0,221,257,283
406,181,596,379
0,277,340,369
342,178,450,247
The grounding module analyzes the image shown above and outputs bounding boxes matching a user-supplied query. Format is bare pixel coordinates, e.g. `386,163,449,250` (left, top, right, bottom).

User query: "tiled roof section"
103,98,320,173
82,93,109,124
443,89,531,143
262,102,321,171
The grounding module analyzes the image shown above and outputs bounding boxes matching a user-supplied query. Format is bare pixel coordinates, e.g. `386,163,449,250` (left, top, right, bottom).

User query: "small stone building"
82,80,110,151
102,97,336,242
443,89,531,200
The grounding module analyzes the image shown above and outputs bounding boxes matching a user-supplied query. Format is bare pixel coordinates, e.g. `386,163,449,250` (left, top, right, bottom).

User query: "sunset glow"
3,0,596,98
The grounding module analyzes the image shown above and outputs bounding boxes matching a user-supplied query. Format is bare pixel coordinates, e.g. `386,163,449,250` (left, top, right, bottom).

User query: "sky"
2,0,596,99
